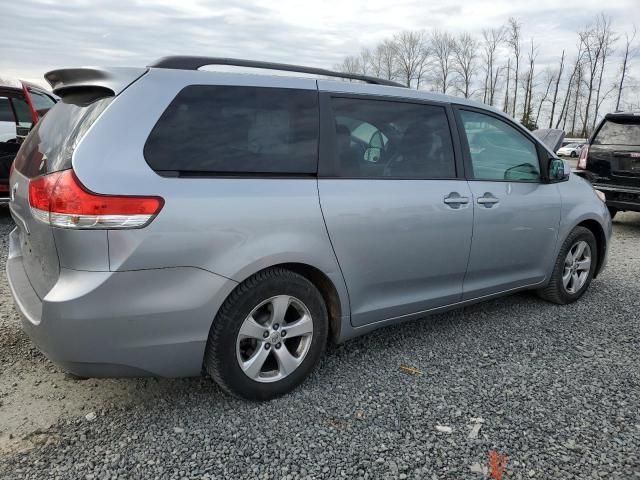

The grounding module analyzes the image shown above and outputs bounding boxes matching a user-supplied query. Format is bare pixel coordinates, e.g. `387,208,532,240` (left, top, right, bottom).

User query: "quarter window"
330,97,456,179
460,110,540,182
145,86,319,175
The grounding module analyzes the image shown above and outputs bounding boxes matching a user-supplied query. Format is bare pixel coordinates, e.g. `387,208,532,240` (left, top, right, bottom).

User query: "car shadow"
612,211,640,230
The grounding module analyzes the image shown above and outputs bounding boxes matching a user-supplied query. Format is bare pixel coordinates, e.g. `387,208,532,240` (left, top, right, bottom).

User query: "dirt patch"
0,329,186,455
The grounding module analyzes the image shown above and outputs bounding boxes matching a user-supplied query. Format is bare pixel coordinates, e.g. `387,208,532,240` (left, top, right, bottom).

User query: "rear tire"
537,226,598,305
570,151,577,158
204,268,328,401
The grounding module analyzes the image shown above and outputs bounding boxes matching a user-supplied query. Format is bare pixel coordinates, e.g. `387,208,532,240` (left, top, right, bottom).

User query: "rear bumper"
6,228,237,378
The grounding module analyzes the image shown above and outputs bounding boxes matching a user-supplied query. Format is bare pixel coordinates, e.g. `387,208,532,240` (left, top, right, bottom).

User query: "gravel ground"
1,206,639,479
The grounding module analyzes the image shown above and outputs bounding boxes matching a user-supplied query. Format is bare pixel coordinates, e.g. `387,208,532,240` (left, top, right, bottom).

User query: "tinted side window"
12,98,33,128
593,120,640,146
145,86,319,174
460,110,540,182
0,98,14,122
330,97,455,179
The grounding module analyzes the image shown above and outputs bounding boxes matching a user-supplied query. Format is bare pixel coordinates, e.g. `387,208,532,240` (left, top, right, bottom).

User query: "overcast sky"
1,0,639,89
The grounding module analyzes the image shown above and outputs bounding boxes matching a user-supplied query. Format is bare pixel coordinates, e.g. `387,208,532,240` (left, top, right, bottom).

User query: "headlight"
594,189,606,203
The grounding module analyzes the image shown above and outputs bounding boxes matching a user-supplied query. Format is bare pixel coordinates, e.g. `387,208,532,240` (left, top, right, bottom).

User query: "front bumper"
594,184,640,212
6,228,237,378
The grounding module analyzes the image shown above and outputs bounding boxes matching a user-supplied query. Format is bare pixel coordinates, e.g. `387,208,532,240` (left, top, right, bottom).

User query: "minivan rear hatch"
588,113,640,189
10,95,113,297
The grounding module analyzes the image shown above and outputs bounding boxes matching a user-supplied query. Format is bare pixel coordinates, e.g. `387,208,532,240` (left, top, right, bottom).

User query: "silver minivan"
6,57,611,400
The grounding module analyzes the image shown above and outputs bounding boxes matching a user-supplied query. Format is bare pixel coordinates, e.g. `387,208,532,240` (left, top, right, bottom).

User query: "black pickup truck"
577,112,640,218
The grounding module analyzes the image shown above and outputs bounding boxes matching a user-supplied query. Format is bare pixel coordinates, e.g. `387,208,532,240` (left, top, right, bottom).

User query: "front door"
318,94,474,327
455,108,561,300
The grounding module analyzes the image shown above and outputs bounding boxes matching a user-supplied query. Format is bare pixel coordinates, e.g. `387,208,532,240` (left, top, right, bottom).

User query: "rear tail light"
577,145,589,169
29,169,164,229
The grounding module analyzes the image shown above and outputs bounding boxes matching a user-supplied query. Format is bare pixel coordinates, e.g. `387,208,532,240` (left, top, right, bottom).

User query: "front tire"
570,151,577,158
537,226,598,304
204,268,328,401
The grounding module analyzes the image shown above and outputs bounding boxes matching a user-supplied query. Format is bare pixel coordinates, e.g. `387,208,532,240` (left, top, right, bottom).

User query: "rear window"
14,97,112,178
593,120,640,146
144,86,319,175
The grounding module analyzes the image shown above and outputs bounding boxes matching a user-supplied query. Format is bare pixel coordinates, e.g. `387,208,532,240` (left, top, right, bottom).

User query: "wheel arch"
233,262,348,344
576,219,607,278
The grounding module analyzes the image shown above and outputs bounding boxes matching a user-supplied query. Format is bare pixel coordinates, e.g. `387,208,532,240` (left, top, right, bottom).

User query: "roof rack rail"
148,56,406,88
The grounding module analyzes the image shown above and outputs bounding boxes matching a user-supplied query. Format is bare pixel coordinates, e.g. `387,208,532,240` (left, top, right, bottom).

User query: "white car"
557,143,584,157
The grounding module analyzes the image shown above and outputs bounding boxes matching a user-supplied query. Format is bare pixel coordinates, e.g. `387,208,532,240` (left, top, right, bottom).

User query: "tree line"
334,13,638,137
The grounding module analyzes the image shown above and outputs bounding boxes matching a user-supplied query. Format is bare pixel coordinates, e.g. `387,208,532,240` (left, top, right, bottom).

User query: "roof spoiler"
605,112,640,123
44,67,147,97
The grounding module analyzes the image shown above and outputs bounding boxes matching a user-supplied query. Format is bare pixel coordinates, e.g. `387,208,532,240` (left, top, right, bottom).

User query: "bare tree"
521,39,538,129
375,40,399,81
578,13,616,136
571,61,585,135
503,58,511,113
615,25,638,111
335,55,362,77
592,15,618,131
367,47,384,79
331,16,637,125
358,48,373,76
481,27,505,105
521,71,534,127
430,30,456,94
507,17,522,116
415,51,431,90
623,90,640,111
549,50,565,128
391,31,429,87
452,32,479,98
535,69,555,126
491,65,503,107
556,47,584,129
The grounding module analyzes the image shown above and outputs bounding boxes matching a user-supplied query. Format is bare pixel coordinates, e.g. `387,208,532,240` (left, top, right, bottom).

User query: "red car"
0,78,57,202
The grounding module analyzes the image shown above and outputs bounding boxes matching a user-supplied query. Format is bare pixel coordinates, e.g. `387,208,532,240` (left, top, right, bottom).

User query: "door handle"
443,192,470,209
477,193,499,207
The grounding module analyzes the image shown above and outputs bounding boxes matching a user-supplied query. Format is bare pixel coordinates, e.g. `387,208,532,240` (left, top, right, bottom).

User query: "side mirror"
548,157,570,182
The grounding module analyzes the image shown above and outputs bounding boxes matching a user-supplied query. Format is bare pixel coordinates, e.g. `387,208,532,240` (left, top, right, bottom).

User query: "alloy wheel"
562,240,591,294
236,295,314,383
